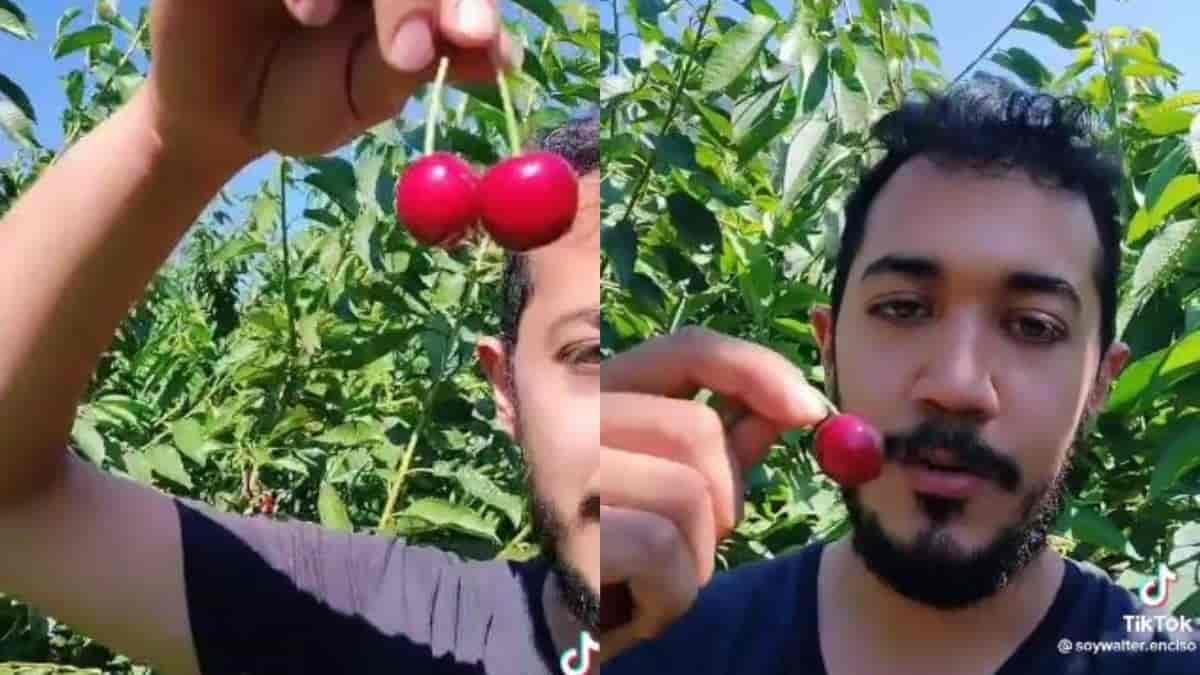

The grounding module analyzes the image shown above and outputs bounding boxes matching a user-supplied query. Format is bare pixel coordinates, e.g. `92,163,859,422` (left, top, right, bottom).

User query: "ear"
477,336,517,438
810,304,837,380
1085,340,1131,419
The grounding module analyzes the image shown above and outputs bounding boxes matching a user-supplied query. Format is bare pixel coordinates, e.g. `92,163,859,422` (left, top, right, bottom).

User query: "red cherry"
395,152,480,248
479,152,578,251
814,414,884,487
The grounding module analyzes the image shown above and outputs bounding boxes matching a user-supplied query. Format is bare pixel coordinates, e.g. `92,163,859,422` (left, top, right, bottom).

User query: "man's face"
479,172,600,627
811,156,1128,609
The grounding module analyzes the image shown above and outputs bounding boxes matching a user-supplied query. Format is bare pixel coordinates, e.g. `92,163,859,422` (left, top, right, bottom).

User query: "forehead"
522,173,600,330
854,156,1099,298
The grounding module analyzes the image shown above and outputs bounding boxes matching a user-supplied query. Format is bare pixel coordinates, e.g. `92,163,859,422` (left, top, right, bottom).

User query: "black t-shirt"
606,540,1200,674
174,496,562,674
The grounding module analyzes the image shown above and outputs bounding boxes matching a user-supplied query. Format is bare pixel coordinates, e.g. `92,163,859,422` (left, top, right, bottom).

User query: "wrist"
129,86,261,186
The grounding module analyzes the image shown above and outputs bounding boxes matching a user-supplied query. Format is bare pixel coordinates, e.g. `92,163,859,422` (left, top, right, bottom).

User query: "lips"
902,449,984,498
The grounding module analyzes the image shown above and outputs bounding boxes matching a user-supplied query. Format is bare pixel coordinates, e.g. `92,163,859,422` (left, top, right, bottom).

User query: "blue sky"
3,1,1200,195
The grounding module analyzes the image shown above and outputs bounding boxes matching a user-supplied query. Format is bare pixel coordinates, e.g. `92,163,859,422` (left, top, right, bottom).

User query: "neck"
826,536,1065,646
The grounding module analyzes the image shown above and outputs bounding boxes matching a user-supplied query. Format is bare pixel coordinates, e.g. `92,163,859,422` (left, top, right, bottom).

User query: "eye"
1009,315,1067,344
870,299,929,322
564,343,602,366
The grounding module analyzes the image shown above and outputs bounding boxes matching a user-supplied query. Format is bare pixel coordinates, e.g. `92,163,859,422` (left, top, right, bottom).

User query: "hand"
141,0,518,171
596,327,829,663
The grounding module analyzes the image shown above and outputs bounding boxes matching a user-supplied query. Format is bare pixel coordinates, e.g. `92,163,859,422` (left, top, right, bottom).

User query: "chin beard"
843,450,1073,610
531,492,599,630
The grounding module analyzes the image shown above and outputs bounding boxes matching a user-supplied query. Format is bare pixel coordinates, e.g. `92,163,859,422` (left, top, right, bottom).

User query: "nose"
910,311,1000,423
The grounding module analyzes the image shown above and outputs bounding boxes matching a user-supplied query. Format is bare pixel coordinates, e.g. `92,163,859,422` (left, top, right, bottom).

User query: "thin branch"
611,0,620,74
950,0,1037,86
614,0,716,233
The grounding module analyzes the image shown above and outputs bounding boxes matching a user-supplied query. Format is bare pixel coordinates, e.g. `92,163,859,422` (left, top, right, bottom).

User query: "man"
600,78,1200,674
0,2,598,674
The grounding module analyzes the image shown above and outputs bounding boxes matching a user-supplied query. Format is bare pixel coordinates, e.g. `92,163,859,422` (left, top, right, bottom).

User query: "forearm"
0,89,243,504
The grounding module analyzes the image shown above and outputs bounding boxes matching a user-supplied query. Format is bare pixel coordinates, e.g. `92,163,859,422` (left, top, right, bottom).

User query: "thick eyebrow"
860,254,1081,316
547,307,601,336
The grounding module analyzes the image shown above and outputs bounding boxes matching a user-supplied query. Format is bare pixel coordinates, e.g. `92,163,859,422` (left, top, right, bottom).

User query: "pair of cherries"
395,151,578,252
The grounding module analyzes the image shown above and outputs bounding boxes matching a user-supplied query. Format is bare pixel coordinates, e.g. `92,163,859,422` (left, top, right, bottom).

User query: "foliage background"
601,0,1200,625
0,0,599,672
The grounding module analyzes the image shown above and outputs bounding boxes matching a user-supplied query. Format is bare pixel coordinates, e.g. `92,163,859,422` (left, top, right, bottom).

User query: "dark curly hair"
832,76,1124,364
499,113,599,362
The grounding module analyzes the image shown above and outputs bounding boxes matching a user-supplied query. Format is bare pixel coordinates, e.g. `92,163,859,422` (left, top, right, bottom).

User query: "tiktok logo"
560,631,599,675
1140,563,1177,608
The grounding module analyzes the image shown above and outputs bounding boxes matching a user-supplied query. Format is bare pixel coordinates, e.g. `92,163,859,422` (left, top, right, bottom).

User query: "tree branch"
951,0,1037,86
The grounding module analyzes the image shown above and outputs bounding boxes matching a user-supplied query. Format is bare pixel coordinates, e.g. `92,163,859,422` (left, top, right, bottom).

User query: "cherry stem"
495,69,521,157
424,56,451,156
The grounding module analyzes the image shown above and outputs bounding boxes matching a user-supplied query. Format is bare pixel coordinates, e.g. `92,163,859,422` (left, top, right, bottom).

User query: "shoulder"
605,541,825,674
1058,557,1200,672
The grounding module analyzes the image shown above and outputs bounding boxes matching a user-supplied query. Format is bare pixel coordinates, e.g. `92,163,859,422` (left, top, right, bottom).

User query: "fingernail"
456,0,496,41
391,15,435,73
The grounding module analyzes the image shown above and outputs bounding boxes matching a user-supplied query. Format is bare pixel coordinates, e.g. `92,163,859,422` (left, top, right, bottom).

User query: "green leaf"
801,50,829,113
421,312,454,378
171,418,208,467
1127,174,1200,243
0,72,34,122
1127,219,1195,317
655,131,699,172
1145,143,1190,210
1138,92,1200,135
71,417,106,465
990,47,1052,89
303,156,360,218
853,42,887,104
121,450,154,485
400,498,500,543
513,0,567,31
1013,5,1086,49
318,419,383,445
602,222,638,287
1149,417,1200,500
318,482,353,531
1066,504,1136,557
732,81,783,145
0,98,35,148
782,118,831,206
53,25,112,59
432,462,525,528
1176,588,1200,620
778,20,817,68
144,444,194,490
667,192,721,250
431,270,466,309
700,15,777,93
1191,115,1200,170
1109,329,1200,413
444,127,499,165
0,0,34,39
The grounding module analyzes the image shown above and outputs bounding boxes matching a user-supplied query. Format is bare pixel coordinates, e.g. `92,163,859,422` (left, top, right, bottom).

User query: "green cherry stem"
423,56,451,156
495,68,521,157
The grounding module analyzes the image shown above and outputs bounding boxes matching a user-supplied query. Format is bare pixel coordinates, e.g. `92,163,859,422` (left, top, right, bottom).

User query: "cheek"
516,362,598,508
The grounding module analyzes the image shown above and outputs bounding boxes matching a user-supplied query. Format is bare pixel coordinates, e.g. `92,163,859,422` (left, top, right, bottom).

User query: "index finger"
601,326,829,430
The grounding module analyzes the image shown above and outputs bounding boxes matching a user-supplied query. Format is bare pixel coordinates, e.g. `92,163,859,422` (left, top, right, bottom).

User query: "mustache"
884,418,1022,493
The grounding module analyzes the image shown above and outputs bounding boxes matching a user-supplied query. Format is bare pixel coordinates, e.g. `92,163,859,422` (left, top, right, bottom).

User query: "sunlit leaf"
700,15,777,93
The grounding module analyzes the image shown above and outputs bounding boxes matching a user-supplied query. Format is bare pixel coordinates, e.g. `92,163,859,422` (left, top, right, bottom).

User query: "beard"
827,356,1092,610
511,384,600,630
